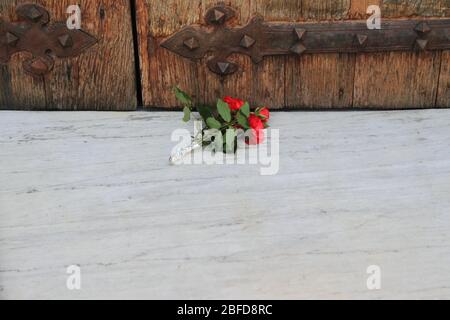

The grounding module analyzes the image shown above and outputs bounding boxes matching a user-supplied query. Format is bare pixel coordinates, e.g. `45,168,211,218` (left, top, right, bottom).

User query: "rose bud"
224,96,245,111
259,107,270,122
246,114,265,145
248,114,264,130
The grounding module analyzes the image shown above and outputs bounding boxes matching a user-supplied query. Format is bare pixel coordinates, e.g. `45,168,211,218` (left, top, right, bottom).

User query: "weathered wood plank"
285,0,354,109
286,53,355,108
353,51,441,109
351,1,444,109
197,0,287,109
382,0,450,17
437,51,450,108
137,0,202,108
349,0,381,19
350,0,450,18
250,0,290,108
139,0,353,108
0,0,137,110
198,53,254,108
45,0,137,110
197,0,255,107
301,0,351,20
0,52,47,108
138,0,448,109
0,1,46,108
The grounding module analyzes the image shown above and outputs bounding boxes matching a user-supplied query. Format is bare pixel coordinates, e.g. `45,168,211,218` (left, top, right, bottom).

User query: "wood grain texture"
0,0,137,110
349,0,381,19
198,0,288,109
351,0,446,109
301,0,351,20
138,0,287,108
196,0,256,107
437,51,450,108
350,0,450,18
139,0,353,109
353,52,442,109
250,0,308,108
136,0,202,107
0,53,46,107
381,0,450,17
285,1,354,109
136,0,450,109
286,53,355,108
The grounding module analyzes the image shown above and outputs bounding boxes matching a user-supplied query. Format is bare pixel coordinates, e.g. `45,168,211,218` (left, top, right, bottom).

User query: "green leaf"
174,86,192,106
217,99,231,122
182,107,191,122
237,112,250,129
206,117,222,129
196,105,213,122
240,102,250,117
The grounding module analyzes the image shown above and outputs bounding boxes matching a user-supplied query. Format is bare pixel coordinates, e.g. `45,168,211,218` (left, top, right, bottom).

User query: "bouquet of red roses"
170,87,270,163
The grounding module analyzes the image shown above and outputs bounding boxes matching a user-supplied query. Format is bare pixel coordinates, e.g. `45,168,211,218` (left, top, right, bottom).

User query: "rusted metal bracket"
161,3,450,76
0,3,97,76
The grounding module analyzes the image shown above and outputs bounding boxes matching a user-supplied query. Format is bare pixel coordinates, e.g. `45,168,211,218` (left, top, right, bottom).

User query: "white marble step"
0,110,449,299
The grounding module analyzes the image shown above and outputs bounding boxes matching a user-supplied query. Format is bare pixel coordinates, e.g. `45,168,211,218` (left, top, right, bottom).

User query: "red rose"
223,96,245,111
246,114,265,145
259,107,270,122
248,114,264,130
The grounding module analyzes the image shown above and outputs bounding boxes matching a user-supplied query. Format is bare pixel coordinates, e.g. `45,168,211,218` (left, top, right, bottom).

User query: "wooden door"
1,1,449,110
0,0,137,110
136,0,450,109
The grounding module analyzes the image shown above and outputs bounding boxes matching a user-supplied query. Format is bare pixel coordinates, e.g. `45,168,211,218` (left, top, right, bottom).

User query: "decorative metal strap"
0,4,97,76
161,3,450,76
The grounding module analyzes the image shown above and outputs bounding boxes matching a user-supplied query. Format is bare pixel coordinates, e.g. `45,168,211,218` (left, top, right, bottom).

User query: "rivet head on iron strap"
26,6,43,22
6,32,19,46
240,35,256,49
290,43,307,55
294,28,306,40
183,37,199,50
414,22,432,34
356,34,368,46
58,34,74,48
416,39,428,50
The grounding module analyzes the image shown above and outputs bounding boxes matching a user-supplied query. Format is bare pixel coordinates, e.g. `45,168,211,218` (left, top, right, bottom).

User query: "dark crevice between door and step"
130,0,144,110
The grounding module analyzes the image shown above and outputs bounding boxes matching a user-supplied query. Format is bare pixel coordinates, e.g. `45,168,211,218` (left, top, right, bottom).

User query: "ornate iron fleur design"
161,3,450,76
0,3,97,76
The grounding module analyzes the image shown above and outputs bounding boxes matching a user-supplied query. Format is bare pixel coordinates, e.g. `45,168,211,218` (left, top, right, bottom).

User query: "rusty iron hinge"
0,3,97,76
161,4,450,76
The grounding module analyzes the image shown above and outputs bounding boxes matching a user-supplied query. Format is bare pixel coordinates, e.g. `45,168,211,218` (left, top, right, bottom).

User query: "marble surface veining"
0,110,450,299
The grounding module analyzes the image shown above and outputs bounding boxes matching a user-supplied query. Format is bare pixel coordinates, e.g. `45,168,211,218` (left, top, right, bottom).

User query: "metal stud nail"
26,6,43,22
240,35,255,49
183,37,199,50
294,28,306,40
212,9,225,23
416,39,428,50
58,34,73,48
356,34,368,46
290,43,307,55
415,22,431,34
217,62,230,74
6,32,19,46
